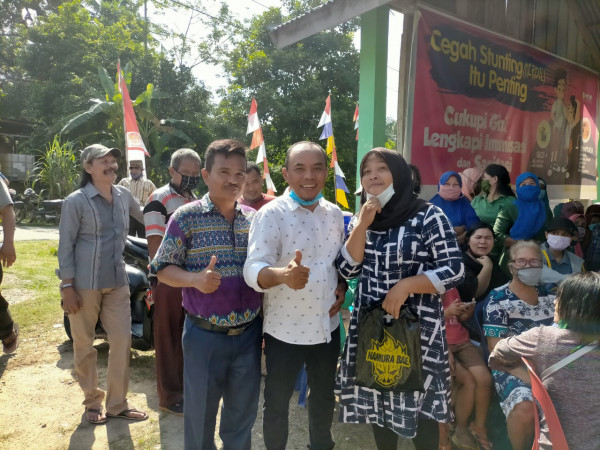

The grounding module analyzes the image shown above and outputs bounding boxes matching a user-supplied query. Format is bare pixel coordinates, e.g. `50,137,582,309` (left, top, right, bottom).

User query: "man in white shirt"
244,141,346,450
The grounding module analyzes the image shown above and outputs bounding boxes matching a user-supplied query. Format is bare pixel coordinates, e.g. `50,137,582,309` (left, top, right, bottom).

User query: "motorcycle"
63,236,155,351
13,188,63,224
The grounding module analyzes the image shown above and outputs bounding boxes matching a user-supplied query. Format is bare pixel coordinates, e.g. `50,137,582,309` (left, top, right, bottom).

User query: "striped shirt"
143,183,193,238
118,176,156,206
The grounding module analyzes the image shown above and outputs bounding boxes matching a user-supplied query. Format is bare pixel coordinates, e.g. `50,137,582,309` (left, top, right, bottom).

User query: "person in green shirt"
471,164,516,281
471,164,516,228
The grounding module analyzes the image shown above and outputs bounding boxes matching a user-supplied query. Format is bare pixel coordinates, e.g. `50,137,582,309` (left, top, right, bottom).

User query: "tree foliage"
211,2,360,209
0,0,214,167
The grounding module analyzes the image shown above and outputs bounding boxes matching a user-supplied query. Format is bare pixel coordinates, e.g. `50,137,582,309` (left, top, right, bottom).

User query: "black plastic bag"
355,304,424,392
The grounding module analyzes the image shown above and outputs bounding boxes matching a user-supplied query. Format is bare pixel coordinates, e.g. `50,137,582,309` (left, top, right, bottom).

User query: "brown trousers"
153,280,184,407
69,285,131,414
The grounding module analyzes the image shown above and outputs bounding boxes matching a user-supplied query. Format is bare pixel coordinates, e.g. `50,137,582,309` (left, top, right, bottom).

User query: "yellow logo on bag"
366,330,410,387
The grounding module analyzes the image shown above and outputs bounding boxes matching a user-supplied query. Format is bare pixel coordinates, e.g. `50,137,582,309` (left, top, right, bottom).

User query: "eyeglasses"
129,166,142,170
510,258,543,269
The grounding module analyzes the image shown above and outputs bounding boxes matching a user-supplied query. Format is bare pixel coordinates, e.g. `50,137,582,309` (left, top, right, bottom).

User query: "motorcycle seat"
127,265,149,292
42,199,64,207
128,236,148,250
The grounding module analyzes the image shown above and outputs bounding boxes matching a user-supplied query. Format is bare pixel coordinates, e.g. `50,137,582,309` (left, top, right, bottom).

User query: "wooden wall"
406,0,600,72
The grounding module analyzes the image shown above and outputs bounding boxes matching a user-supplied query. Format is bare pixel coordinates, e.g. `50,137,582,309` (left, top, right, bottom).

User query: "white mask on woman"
547,234,572,251
366,184,395,209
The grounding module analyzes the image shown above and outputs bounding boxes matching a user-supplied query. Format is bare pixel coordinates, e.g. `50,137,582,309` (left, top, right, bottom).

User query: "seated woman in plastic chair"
483,241,556,450
489,272,600,449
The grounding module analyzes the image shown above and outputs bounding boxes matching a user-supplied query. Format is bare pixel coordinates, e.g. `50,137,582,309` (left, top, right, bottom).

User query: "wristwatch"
60,283,74,291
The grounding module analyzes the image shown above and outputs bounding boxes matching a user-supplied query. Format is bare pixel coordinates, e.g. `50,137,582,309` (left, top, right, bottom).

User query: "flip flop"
451,434,479,450
106,408,148,421
469,423,493,450
86,408,108,425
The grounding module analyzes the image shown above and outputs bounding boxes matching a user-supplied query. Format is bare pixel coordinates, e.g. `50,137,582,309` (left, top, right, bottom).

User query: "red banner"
118,63,149,159
410,8,598,197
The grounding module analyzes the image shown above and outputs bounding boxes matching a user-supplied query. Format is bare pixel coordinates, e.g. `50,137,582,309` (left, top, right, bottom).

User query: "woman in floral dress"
483,240,555,450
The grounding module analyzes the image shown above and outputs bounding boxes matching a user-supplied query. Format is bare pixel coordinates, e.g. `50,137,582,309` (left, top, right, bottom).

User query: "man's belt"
185,312,256,336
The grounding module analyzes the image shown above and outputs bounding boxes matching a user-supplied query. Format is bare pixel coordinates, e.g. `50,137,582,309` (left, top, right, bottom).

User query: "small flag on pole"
117,62,150,167
317,95,349,208
247,98,277,195
353,104,359,140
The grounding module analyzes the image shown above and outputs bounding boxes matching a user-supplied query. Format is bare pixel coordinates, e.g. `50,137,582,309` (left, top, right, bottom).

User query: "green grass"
6,240,62,330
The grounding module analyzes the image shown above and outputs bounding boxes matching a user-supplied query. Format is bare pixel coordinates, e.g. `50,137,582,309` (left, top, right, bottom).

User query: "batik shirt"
151,194,261,326
483,283,555,338
335,204,464,438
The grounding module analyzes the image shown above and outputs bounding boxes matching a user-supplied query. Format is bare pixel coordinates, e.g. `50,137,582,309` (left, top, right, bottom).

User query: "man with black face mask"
143,148,202,416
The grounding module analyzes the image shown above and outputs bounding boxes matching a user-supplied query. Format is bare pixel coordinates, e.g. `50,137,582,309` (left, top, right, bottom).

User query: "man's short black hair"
284,141,327,169
204,139,247,172
246,162,261,177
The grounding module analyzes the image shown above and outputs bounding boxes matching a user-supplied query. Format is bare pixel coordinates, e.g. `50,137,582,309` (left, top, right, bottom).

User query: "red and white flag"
117,62,149,167
353,104,359,140
247,98,277,195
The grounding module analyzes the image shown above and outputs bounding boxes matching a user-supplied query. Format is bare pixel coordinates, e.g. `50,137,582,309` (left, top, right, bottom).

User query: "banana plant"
58,62,195,159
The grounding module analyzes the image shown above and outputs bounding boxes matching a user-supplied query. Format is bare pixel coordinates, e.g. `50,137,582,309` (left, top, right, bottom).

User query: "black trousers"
263,331,340,450
0,264,12,340
372,418,439,450
128,216,146,238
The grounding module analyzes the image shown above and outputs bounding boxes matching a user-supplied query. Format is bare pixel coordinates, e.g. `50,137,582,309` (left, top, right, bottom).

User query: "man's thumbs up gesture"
283,250,310,290
194,255,222,294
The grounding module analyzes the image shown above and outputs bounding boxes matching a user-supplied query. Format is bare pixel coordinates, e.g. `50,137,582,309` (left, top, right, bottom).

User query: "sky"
149,0,403,119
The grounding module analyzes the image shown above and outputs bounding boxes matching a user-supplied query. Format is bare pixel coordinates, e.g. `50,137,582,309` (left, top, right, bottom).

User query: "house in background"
0,118,35,183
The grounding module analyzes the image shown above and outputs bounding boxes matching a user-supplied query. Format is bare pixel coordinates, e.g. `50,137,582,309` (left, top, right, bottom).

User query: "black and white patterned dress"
335,204,464,438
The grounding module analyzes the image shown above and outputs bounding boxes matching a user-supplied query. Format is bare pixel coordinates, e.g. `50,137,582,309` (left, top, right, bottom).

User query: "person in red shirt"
240,163,275,210
443,287,492,450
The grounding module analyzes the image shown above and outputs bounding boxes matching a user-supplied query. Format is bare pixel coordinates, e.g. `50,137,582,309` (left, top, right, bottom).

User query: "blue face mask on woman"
517,185,540,201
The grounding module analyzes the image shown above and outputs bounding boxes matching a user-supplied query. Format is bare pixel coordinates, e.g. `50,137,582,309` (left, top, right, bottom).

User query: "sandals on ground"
106,408,148,421
469,423,493,450
86,408,108,425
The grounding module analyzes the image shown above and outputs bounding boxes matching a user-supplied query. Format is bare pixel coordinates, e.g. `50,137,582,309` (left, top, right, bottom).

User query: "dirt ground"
0,319,413,450
1,227,410,449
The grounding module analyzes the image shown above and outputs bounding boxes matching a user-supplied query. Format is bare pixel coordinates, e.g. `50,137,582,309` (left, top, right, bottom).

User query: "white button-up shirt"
244,195,345,344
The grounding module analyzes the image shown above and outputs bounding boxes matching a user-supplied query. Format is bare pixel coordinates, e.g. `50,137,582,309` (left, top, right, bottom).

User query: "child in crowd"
540,217,584,291
442,288,492,450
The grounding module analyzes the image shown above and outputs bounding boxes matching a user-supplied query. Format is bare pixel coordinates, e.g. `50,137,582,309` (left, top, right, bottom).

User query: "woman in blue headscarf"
493,172,551,275
430,171,480,244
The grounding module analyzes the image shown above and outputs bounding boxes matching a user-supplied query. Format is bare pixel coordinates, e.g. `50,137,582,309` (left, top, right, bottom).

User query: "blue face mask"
517,185,540,201
289,189,323,206
590,223,599,231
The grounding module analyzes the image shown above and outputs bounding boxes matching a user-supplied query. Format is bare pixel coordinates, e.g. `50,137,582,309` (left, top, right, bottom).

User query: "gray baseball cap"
81,144,121,164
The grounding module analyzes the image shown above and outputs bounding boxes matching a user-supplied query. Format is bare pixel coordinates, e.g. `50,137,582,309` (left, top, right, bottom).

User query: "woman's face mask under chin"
365,184,395,209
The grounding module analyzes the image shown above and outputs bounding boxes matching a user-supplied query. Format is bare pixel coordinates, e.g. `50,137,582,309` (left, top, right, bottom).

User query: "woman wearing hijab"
335,149,464,449
430,171,480,244
494,172,551,276
460,167,483,201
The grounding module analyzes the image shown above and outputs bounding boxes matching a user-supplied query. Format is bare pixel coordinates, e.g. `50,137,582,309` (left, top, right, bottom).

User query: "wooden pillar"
356,6,389,211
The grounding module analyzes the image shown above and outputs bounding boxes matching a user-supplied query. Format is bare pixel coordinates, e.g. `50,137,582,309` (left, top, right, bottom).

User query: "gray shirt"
57,183,143,290
489,326,600,450
0,179,12,209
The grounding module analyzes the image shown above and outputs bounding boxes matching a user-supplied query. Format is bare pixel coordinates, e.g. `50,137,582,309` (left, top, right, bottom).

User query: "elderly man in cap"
118,159,156,237
57,144,148,425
